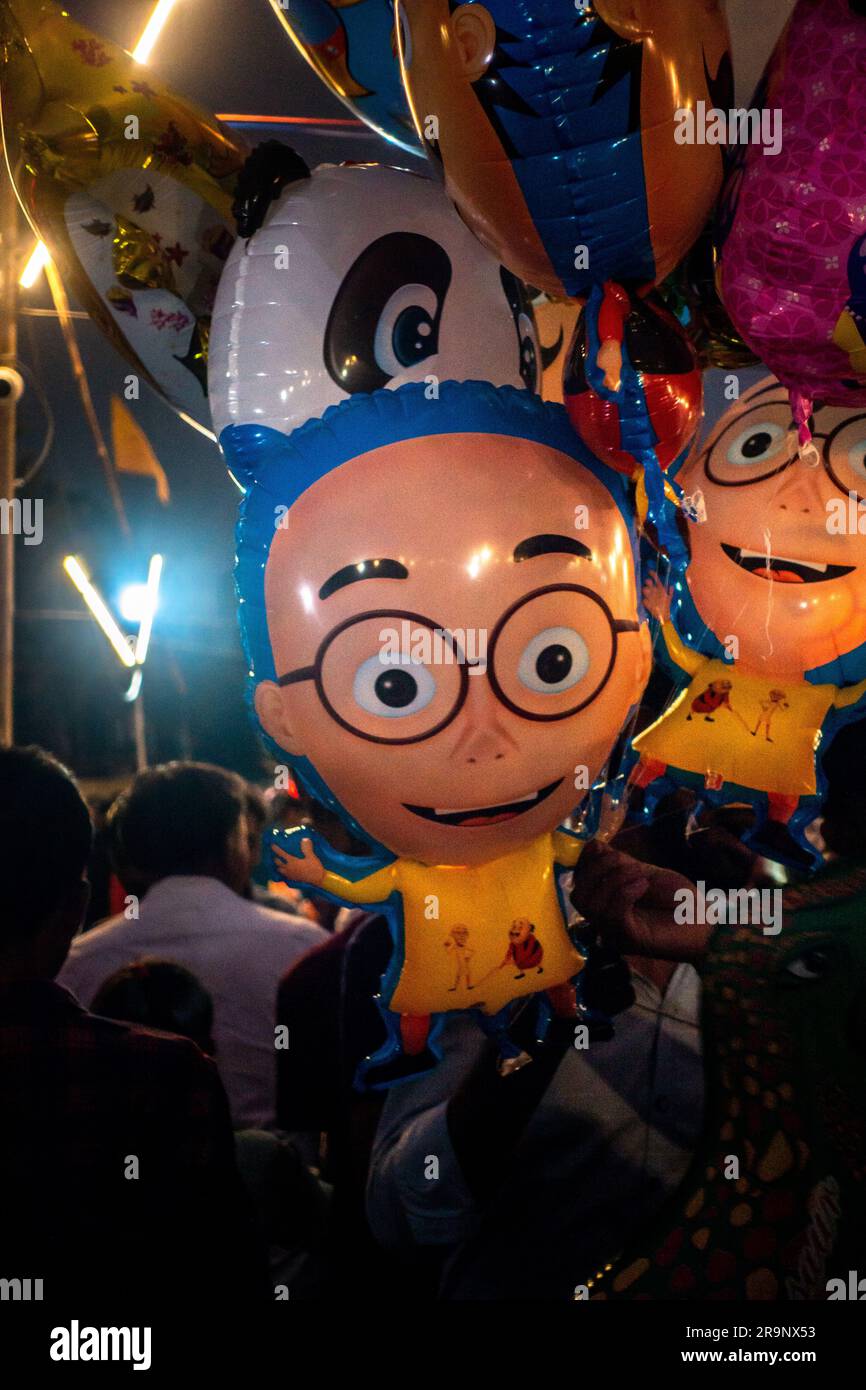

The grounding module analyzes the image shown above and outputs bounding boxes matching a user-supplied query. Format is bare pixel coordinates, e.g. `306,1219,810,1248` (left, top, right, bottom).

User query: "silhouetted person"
59,761,326,1127
0,746,266,1310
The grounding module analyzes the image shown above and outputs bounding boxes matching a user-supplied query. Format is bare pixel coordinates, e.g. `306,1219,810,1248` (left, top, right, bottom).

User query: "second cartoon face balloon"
208,162,540,437
395,0,731,299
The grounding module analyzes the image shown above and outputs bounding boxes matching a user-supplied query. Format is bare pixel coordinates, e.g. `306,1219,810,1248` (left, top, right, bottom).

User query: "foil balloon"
534,297,579,405
563,287,703,477
628,377,866,868
226,381,651,1082
718,0,866,455
209,161,541,438
267,0,421,155
395,0,732,300
0,0,247,430
660,230,758,372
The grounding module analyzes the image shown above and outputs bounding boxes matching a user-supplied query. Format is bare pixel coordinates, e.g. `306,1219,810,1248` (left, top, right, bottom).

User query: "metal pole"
0,163,18,745
132,692,147,771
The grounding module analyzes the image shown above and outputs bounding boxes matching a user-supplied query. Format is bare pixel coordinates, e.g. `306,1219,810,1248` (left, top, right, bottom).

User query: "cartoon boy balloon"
629,377,866,864
227,382,650,1077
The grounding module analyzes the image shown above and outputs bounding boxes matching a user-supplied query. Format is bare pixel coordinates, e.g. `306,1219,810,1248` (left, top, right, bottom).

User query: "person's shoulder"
83,1007,217,1080
64,912,131,958
246,898,329,945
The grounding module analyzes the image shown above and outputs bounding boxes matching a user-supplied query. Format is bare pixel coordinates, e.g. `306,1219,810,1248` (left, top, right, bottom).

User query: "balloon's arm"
598,282,629,345
552,829,585,868
318,863,397,905
272,827,394,902
657,620,705,678
833,677,866,712
596,282,629,392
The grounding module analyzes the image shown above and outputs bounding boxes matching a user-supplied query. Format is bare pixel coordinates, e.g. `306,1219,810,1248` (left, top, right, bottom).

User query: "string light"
132,0,180,63
18,240,50,289
63,557,136,669
19,3,182,288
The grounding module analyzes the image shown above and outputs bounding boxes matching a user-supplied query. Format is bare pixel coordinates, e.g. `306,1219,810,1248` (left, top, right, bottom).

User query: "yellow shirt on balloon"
634,622,866,797
320,831,586,1017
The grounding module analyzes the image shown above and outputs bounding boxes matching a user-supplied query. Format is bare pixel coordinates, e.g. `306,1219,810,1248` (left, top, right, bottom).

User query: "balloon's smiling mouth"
721,543,855,585
404,779,563,828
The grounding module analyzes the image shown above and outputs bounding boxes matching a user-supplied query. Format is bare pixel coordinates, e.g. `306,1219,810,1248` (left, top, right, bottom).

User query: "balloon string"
45,260,130,538
789,386,821,465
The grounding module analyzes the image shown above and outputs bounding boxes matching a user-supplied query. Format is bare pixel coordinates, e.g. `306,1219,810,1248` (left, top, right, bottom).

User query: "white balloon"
208,163,540,439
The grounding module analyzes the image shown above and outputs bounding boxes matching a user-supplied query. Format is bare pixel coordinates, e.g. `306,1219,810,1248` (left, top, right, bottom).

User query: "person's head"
0,745,92,981
91,959,215,1054
674,376,866,677
231,381,651,866
108,762,250,896
241,783,267,885
450,924,469,946
509,918,534,943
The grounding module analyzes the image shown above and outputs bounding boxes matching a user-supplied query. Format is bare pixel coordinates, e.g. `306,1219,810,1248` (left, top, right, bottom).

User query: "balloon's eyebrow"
513,534,592,562
319,558,409,601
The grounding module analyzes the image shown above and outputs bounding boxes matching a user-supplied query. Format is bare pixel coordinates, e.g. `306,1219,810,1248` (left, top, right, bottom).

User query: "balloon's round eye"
726,421,787,466
784,948,831,982
352,653,436,719
517,626,590,695
517,311,539,391
374,284,439,376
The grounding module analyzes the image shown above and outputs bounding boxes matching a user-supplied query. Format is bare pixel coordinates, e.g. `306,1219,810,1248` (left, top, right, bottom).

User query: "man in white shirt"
59,762,327,1129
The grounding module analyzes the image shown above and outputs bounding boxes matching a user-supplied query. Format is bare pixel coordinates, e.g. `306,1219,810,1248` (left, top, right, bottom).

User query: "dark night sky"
13,0,795,781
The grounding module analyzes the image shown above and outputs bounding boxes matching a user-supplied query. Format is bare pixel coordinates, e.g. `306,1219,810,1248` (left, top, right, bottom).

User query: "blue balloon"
270,0,421,155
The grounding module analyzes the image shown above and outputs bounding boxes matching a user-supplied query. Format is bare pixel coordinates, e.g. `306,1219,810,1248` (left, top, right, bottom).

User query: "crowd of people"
2,732,864,1307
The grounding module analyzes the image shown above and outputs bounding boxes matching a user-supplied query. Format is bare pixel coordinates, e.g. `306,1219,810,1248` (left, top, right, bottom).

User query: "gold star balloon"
0,0,248,429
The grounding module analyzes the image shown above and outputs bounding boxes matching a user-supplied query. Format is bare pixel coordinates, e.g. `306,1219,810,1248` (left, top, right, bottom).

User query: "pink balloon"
718,0,866,447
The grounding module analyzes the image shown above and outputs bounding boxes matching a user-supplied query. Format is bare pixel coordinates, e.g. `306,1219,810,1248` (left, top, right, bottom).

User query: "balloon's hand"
570,840,710,963
596,338,623,393
273,837,325,888
642,572,672,623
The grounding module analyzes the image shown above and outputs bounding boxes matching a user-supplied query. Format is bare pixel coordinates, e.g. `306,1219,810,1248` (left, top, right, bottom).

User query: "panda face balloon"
208,163,540,437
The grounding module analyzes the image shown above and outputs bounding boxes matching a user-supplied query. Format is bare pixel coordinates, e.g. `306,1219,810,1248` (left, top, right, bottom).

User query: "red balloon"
563,289,702,477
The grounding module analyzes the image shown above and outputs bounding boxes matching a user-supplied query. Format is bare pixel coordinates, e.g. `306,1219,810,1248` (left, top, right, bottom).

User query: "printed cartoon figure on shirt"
444,924,476,993
629,376,866,865
226,380,651,1080
687,680,732,723
751,690,789,743
501,918,544,981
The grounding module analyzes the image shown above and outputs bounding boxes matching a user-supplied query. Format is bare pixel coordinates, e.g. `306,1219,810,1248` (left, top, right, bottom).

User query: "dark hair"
232,140,310,239
92,958,215,1054
243,783,267,833
108,762,246,885
0,745,92,940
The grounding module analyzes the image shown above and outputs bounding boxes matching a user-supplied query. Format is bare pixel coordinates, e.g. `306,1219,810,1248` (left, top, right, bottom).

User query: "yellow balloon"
0,0,248,428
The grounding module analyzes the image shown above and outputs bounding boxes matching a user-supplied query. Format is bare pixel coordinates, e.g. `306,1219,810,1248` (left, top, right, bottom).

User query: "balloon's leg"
546,982,578,1018
628,755,668,789
399,1013,431,1055
767,793,799,826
